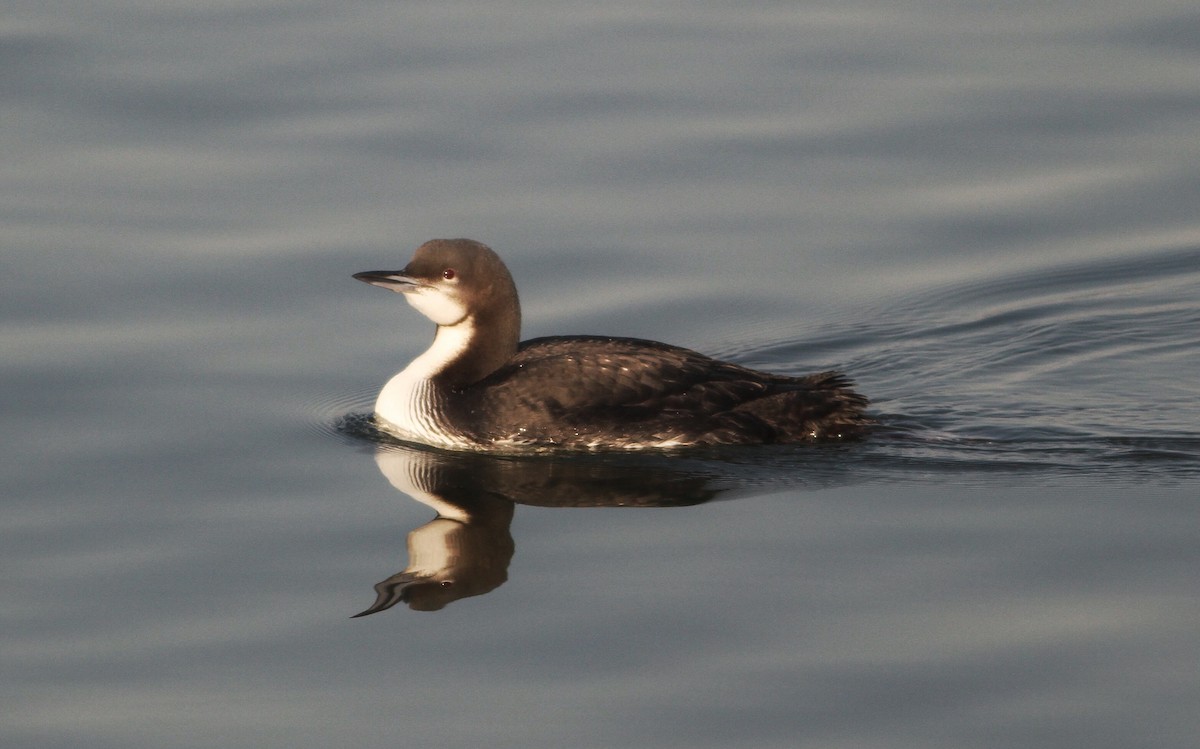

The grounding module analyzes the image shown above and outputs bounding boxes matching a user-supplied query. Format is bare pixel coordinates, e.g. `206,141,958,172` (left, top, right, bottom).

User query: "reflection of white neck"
374,322,475,446
373,448,471,522
374,447,467,578
406,518,462,577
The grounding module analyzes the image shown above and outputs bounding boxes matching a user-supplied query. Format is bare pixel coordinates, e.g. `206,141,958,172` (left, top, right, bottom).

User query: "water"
4,2,1199,748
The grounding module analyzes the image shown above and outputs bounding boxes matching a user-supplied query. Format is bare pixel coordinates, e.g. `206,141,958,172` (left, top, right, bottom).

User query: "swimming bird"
354,239,869,450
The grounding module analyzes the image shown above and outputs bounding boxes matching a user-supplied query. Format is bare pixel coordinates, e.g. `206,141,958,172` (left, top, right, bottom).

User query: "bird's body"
355,239,869,451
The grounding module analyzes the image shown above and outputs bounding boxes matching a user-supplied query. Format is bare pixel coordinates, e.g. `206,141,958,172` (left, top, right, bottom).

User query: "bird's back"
445,336,870,449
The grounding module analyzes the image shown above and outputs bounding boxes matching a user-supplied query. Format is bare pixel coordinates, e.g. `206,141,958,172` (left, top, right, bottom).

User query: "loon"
354,239,870,450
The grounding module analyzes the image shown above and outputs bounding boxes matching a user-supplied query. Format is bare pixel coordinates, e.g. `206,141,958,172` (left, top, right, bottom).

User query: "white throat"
375,321,475,446
404,285,466,326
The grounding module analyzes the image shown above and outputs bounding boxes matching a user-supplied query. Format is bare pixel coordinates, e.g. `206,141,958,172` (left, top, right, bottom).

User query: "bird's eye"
442,268,456,280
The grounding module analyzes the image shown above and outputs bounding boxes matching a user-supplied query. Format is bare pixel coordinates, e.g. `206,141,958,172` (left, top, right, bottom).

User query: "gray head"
354,239,520,326
354,239,522,383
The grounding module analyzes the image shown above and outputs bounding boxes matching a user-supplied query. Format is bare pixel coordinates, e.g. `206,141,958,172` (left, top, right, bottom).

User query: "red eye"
442,268,456,280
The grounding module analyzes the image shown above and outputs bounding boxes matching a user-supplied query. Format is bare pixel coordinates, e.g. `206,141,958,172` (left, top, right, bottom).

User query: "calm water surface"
4,2,1199,748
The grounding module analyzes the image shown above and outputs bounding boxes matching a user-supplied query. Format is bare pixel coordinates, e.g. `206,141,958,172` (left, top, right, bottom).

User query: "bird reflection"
351,442,735,615
351,436,863,615
352,479,514,614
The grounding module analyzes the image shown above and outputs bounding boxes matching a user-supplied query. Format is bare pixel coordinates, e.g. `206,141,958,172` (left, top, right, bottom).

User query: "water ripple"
721,243,1200,481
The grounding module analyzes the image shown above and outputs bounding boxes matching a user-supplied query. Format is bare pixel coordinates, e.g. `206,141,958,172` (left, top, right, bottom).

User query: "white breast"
374,323,476,448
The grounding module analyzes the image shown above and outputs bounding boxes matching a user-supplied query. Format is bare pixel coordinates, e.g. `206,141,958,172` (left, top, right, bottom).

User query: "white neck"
374,322,475,446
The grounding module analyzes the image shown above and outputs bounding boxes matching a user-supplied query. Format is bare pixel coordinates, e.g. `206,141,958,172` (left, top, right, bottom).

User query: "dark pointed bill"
352,270,422,291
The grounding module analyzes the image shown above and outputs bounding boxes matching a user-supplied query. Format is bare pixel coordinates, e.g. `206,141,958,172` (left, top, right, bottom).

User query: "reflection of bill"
352,440,858,615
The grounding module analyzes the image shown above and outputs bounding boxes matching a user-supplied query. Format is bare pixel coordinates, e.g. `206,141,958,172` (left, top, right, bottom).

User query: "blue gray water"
4,2,1199,748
